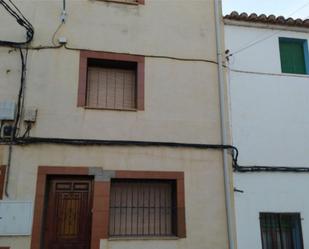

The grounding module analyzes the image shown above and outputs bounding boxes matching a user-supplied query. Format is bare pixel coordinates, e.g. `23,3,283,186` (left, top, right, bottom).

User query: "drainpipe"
60,0,67,23
214,1,236,249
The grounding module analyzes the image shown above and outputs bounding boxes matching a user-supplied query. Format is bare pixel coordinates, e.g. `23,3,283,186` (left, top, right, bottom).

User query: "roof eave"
224,19,309,33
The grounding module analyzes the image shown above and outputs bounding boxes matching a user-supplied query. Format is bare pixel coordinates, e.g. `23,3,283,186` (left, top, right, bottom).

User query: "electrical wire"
0,43,64,49
1,0,307,175
0,0,34,46
227,67,309,78
13,137,239,154
234,164,309,173
0,0,33,197
4,140,13,197
64,44,219,65
7,0,33,27
0,43,218,64
1,134,309,173
285,1,309,18
0,136,239,163
227,30,283,57
51,22,64,46
13,48,28,138
0,43,219,64
16,48,28,137
225,63,309,173
0,3,218,66
21,123,32,138
3,47,28,198
2,136,307,173
227,1,309,57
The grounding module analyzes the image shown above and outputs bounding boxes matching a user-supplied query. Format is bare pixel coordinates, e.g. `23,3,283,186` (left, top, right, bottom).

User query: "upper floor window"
260,213,304,249
279,38,309,75
78,51,144,111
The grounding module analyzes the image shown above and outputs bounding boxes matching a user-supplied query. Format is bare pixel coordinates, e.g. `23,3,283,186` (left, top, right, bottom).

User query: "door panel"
44,177,93,249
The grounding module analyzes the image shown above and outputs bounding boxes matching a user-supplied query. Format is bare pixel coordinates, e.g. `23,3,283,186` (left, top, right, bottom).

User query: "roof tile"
224,11,309,28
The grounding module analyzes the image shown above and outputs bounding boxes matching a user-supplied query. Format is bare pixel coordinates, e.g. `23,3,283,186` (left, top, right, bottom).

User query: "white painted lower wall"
0,144,229,249
225,23,309,249
235,173,309,249
229,70,309,249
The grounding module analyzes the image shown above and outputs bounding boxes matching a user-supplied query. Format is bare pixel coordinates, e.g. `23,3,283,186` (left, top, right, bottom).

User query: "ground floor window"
260,213,303,249
31,167,186,249
109,179,176,237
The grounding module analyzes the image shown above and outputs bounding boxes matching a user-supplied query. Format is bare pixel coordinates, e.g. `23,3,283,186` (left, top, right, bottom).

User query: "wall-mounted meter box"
24,108,38,123
0,201,33,235
0,101,15,121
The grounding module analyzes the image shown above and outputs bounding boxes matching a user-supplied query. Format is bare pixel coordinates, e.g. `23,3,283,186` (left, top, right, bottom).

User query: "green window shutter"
279,39,306,74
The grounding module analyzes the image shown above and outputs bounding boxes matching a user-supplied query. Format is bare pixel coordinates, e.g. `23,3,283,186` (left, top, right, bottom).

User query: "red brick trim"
0,166,6,199
91,181,110,248
77,50,145,110
115,170,184,180
31,166,105,249
31,167,185,249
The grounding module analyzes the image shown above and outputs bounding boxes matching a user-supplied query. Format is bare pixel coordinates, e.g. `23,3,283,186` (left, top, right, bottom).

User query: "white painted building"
224,12,309,249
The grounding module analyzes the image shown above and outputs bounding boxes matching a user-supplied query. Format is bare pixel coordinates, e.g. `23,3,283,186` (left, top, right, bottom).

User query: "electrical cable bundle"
1,0,309,174
0,0,34,46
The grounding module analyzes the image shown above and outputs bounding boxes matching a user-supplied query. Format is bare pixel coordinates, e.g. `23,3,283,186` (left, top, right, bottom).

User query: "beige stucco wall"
0,0,218,58
0,145,228,249
0,1,233,249
0,0,222,144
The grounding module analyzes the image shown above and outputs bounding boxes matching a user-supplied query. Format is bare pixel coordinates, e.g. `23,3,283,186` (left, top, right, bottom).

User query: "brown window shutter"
86,67,99,107
87,67,136,110
78,51,144,110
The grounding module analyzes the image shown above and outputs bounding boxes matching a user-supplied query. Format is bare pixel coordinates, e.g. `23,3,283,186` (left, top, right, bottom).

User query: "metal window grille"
86,60,137,110
260,213,304,249
109,179,176,237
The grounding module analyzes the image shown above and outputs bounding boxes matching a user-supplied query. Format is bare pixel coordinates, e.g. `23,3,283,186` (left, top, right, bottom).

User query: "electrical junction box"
0,201,33,235
0,101,15,121
58,36,67,44
24,108,38,123
2,124,14,138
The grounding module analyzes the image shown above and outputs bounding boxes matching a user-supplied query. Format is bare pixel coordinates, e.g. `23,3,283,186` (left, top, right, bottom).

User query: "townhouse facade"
0,1,235,249
225,12,309,249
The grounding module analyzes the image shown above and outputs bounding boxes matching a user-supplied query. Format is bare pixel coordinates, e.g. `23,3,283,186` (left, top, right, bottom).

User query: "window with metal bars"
86,59,137,110
260,213,304,249
109,179,177,237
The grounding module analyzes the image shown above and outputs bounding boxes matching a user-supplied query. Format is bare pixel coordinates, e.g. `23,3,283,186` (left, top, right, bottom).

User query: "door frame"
31,166,186,249
43,176,94,249
31,166,110,249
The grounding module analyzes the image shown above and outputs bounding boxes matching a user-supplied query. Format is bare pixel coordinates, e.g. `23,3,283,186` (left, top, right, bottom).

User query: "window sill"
95,0,141,5
280,72,309,78
84,106,138,112
108,236,179,241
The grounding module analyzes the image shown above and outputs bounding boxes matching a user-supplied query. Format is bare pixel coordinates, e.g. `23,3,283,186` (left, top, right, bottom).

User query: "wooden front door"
44,177,93,249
